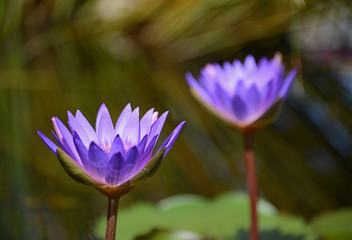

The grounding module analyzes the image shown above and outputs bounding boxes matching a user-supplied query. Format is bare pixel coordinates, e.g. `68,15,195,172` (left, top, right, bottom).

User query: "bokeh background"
1,0,352,239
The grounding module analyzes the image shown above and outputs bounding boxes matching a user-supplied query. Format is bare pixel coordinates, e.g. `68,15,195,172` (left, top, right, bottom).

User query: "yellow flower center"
101,144,111,153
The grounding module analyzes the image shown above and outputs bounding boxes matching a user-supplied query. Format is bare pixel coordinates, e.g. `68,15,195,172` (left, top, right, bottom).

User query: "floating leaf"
310,207,352,240
94,192,316,240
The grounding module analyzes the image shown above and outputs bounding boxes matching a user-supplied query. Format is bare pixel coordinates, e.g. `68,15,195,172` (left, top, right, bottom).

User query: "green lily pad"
135,229,206,240
95,202,158,240
310,207,352,240
94,192,316,240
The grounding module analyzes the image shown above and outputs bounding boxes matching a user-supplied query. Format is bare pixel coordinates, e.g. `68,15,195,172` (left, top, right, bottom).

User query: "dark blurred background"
1,0,352,239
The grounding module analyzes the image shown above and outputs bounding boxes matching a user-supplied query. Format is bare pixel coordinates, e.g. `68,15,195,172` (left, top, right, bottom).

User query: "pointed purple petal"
72,132,91,171
38,130,58,155
133,135,158,175
137,135,148,156
186,72,214,104
235,80,246,98
151,112,158,126
96,103,115,146
185,72,198,87
214,83,232,113
67,111,90,148
262,79,272,100
258,57,269,67
88,142,109,180
95,103,105,131
232,95,248,121
123,146,140,182
147,111,168,146
263,79,275,102
109,135,125,158
271,53,283,70
139,108,154,140
158,121,185,157
52,117,80,164
115,103,132,135
270,75,282,103
51,130,69,153
75,110,97,142
105,152,125,186
279,68,297,98
141,134,158,166
232,60,245,79
244,55,257,72
122,107,140,148
245,85,261,114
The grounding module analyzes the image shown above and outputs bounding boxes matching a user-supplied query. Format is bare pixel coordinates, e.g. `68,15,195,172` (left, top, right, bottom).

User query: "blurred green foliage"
0,0,352,239
95,193,316,240
310,207,352,240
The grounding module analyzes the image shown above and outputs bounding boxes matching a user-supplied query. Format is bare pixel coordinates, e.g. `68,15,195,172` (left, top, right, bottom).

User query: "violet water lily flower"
38,103,185,197
186,54,297,132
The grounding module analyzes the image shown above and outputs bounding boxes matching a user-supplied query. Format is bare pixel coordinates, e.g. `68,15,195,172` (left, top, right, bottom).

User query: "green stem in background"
105,197,120,240
243,132,259,240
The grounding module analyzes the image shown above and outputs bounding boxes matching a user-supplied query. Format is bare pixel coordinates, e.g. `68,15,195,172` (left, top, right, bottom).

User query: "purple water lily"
186,53,297,240
38,103,185,197
186,53,297,132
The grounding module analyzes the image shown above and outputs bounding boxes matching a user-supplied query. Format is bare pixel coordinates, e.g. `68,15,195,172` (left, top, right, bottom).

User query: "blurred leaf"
232,229,309,240
135,229,208,240
94,192,316,240
95,203,158,240
310,208,352,240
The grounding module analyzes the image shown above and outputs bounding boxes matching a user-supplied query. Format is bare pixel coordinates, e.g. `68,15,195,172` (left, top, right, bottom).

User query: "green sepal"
56,148,104,187
123,147,166,188
113,147,166,189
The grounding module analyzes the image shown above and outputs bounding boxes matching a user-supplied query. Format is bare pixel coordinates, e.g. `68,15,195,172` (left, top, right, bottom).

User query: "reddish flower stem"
105,197,120,240
243,132,259,240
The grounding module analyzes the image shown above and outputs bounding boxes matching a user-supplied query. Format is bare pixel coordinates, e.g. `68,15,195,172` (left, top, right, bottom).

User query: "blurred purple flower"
186,54,297,132
38,103,185,197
